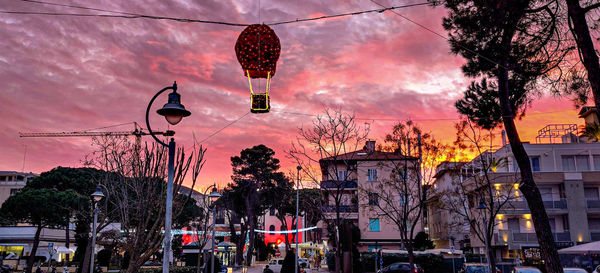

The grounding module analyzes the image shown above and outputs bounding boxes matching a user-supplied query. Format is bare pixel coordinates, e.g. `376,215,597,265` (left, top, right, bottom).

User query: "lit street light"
145,81,191,273
90,186,105,273
206,185,221,273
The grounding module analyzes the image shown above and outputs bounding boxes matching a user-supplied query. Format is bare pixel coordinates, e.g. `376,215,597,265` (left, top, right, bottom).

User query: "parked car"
461,263,501,273
562,268,587,273
593,265,600,273
299,258,309,269
511,267,541,273
265,258,285,273
377,262,423,273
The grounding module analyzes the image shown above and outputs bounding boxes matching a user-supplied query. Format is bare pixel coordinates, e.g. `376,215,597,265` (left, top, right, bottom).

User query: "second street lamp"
145,81,191,273
90,186,105,273
208,186,221,273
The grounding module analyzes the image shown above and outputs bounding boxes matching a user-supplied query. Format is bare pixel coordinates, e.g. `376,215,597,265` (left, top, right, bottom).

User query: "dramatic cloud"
0,0,584,189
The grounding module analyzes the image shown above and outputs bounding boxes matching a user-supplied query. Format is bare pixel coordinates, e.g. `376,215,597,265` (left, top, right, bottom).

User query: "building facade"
430,132,600,265
0,171,37,205
319,140,421,252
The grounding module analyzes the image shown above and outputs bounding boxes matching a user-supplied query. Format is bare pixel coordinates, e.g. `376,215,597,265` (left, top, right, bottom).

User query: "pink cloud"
0,0,584,187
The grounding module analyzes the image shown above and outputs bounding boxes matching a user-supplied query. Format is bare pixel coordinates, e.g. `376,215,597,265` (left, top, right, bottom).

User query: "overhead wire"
4,0,432,27
270,109,577,122
194,111,251,144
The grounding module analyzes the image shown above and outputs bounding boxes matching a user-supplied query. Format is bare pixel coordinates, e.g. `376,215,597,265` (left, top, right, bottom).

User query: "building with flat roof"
319,140,421,252
430,123,600,265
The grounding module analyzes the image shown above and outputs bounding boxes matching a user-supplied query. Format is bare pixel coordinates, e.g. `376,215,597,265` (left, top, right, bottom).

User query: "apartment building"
430,122,600,265
319,140,420,252
428,162,470,250
0,171,37,205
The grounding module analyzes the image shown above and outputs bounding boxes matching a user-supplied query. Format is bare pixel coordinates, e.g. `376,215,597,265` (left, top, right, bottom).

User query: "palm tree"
580,122,600,142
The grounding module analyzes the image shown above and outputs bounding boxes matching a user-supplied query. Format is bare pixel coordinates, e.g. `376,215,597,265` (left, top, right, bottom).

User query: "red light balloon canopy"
235,24,281,79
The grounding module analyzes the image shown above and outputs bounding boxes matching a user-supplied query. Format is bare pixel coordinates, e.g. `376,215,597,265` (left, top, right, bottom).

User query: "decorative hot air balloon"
235,24,281,113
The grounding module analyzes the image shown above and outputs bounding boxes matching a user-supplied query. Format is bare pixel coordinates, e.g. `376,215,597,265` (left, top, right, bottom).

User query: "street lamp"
145,81,191,273
90,186,105,273
295,166,301,273
477,199,491,272
204,184,221,273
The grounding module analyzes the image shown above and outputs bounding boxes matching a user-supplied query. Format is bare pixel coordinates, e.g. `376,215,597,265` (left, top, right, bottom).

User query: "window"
588,218,600,230
399,195,407,206
584,187,599,200
269,208,276,216
507,218,520,232
337,170,348,181
368,193,379,206
367,169,378,181
269,225,275,235
539,187,553,201
9,188,20,196
396,169,406,181
562,155,590,171
594,155,600,170
369,218,380,232
530,157,540,172
562,215,570,231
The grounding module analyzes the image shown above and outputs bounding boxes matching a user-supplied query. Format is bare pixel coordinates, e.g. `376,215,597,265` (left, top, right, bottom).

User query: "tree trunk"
245,215,256,266
486,242,497,273
81,239,92,273
497,51,563,273
566,0,600,110
26,224,43,273
65,224,70,264
334,211,341,273
406,242,415,272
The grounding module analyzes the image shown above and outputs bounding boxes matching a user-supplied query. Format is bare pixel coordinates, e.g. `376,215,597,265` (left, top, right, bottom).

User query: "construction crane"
19,122,174,148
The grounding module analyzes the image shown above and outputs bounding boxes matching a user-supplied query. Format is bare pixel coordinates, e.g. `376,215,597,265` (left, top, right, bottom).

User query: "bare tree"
191,190,213,273
360,120,448,271
441,120,518,273
86,136,206,273
289,108,369,273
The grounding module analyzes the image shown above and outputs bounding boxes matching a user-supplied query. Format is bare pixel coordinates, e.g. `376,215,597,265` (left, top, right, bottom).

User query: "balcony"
322,204,358,213
586,199,600,210
320,180,358,189
509,231,571,243
500,199,567,211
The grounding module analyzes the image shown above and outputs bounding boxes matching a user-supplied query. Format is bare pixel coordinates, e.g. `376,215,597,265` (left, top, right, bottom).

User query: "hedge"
360,253,446,273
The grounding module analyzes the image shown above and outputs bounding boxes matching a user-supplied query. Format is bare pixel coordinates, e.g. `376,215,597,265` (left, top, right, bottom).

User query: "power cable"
368,0,508,71
195,111,250,144
267,2,431,26
270,109,576,122
4,1,433,27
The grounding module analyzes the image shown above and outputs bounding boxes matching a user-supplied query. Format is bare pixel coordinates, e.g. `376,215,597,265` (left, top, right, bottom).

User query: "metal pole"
295,166,301,273
211,205,216,273
90,203,98,273
163,139,176,273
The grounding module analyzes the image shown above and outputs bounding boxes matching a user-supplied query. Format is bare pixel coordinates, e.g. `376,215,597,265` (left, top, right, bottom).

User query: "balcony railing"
586,199,600,209
510,231,571,243
500,199,567,211
320,180,358,189
322,204,358,213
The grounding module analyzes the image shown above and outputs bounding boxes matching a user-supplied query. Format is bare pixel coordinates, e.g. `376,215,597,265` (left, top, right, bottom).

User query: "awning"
56,246,75,254
557,241,600,254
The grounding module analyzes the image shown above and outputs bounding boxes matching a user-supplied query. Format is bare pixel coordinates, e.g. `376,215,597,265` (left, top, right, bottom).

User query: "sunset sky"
0,0,587,190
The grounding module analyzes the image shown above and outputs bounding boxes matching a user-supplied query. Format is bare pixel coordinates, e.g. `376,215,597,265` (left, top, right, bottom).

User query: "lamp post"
145,81,191,273
206,185,221,273
90,186,105,273
477,199,491,273
295,166,301,273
